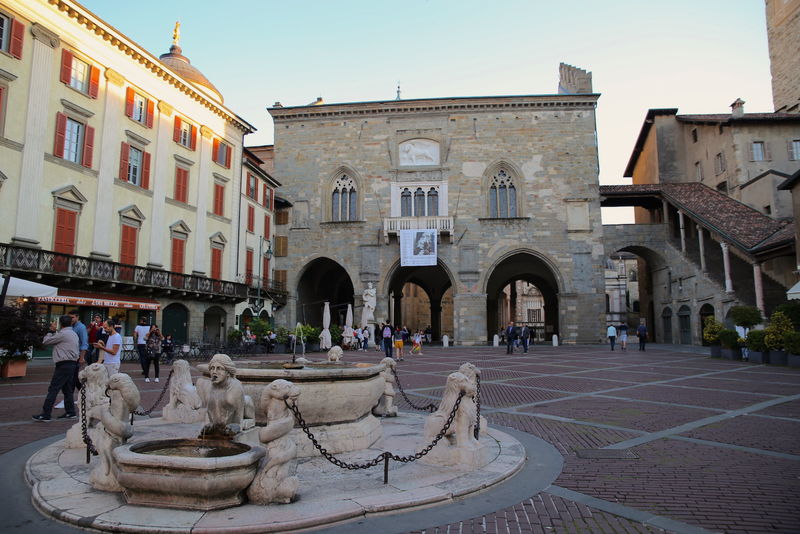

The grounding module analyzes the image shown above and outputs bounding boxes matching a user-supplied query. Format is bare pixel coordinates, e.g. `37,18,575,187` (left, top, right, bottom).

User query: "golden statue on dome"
172,21,181,46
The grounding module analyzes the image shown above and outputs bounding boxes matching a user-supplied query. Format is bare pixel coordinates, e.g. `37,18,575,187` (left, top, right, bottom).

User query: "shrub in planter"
785,331,800,368
0,302,45,378
703,317,723,357
730,306,763,330
746,330,769,364
765,312,793,365
774,301,800,331
718,329,742,360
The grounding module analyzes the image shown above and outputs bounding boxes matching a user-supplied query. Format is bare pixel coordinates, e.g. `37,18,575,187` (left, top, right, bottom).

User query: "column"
678,210,686,253
192,126,213,275
146,101,175,268
13,24,60,247
662,199,669,227
720,242,734,293
392,292,403,327
430,301,442,341
753,262,765,314
90,68,126,258
697,226,707,272
227,140,243,280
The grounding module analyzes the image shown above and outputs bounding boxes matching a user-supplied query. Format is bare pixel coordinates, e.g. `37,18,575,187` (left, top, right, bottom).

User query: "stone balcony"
0,242,247,302
382,216,454,244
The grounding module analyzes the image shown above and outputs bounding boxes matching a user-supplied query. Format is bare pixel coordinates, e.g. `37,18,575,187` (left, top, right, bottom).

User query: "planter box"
749,351,769,364
721,347,742,361
1,359,27,378
769,350,788,366
788,354,800,369
709,345,722,358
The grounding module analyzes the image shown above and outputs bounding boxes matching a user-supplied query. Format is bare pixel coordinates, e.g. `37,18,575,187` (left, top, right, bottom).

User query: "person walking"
393,326,405,361
161,334,175,364
520,324,530,354
94,319,122,377
505,321,516,354
381,322,393,359
618,322,628,351
145,324,163,383
86,314,104,364
67,310,88,387
32,315,80,422
607,324,617,351
637,322,648,351
133,317,150,377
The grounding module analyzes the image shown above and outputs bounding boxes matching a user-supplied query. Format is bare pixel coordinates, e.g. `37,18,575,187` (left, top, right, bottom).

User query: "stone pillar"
452,292,487,346
720,242,734,293
392,292,403,327
192,126,213,275
753,262,765,314
430,302,442,341
509,283,518,323
146,101,175,268
697,226,707,272
89,68,125,258
678,210,686,254
662,199,670,228
13,24,60,247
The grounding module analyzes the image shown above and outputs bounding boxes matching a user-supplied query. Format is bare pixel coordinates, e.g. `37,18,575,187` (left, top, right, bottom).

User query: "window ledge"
44,153,98,177
478,217,530,221
0,136,23,151
207,212,231,224
165,197,196,211
320,220,366,226
114,178,154,197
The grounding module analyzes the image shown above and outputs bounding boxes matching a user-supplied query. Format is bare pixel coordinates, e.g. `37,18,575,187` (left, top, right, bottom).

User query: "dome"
159,43,224,104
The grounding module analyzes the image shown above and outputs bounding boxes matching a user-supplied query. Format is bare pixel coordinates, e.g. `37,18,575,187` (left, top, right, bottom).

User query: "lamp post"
254,238,273,313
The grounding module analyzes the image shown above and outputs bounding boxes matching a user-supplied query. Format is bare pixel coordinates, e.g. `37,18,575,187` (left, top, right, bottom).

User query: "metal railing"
382,216,454,244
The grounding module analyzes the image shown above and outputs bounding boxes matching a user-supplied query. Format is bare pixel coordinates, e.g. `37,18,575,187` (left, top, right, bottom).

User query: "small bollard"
552,334,559,346
492,334,499,347
442,335,449,348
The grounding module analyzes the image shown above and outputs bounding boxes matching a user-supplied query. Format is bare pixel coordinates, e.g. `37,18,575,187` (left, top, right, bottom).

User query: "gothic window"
414,188,425,215
399,185,440,217
427,188,438,216
489,169,517,218
401,188,412,216
331,174,357,221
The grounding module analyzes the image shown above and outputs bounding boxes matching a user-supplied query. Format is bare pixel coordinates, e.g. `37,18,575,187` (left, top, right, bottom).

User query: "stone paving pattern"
3,343,800,533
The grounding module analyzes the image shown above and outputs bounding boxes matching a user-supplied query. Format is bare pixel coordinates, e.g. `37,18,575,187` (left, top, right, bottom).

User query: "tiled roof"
676,112,800,123
599,183,794,253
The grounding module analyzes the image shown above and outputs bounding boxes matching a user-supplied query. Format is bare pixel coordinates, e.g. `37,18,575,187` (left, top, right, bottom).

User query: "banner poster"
400,229,437,267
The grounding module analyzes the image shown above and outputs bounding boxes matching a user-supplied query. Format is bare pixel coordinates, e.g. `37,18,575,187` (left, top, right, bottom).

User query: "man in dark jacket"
505,321,517,354
32,315,79,422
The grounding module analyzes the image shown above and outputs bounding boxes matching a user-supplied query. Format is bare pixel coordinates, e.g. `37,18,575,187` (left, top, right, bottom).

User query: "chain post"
383,451,390,484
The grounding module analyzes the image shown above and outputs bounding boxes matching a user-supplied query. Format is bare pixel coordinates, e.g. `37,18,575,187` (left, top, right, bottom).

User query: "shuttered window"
210,247,223,280
0,14,24,59
264,214,271,239
273,270,287,287
274,236,288,257
125,87,154,127
212,138,232,168
60,49,99,98
119,143,150,188
262,257,270,286
213,183,225,216
53,208,77,255
170,237,185,274
173,116,197,149
247,205,255,232
54,112,94,168
120,224,138,265
174,167,189,203
245,249,254,285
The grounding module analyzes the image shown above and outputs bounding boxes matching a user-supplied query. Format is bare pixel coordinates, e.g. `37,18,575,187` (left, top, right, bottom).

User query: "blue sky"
80,0,774,191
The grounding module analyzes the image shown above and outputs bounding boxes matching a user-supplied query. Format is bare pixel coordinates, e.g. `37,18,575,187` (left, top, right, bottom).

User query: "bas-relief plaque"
398,139,439,166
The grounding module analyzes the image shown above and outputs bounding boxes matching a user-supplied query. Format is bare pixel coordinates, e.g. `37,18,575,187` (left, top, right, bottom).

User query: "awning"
36,290,160,311
788,281,800,301
0,275,58,298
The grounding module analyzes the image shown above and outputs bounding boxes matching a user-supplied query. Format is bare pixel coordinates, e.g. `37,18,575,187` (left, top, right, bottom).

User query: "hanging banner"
400,229,437,266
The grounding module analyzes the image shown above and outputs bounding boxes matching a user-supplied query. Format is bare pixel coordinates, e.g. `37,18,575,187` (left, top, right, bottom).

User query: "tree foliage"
0,302,46,359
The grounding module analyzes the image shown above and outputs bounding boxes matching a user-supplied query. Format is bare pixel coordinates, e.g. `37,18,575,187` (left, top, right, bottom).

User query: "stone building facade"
268,67,606,345
765,0,800,113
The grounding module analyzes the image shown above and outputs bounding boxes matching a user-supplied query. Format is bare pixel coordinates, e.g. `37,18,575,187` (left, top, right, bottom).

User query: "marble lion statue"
327,345,343,362
162,359,204,423
247,379,301,504
458,362,488,436
65,363,109,448
424,371,477,448
89,373,140,492
372,357,398,417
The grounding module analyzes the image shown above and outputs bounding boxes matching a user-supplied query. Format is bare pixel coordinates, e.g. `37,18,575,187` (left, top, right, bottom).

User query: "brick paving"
3,344,800,533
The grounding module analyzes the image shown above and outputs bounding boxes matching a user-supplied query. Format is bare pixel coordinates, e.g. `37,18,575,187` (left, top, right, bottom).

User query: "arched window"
427,188,438,216
489,169,517,218
401,188,412,216
331,174,357,221
414,188,425,215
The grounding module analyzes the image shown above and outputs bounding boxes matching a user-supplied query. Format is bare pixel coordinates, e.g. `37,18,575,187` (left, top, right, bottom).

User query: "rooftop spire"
396,81,401,100
172,21,181,47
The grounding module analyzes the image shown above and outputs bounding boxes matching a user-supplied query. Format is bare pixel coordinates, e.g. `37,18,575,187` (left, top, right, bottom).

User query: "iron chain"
133,369,173,417
390,366,437,413
79,380,98,464
474,373,481,439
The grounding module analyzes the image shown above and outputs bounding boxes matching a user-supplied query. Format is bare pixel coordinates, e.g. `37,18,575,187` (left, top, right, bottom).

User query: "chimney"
558,63,592,94
730,98,745,118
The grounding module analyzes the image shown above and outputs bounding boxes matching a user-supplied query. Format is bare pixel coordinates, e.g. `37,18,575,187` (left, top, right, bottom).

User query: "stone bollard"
492,334,499,347
442,335,449,347
552,334,559,346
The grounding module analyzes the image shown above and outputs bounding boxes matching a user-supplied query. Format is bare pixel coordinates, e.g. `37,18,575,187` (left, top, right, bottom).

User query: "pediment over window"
398,139,440,166
169,220,192,237
52,185,87,211
209,231,227,246
118,205,146,222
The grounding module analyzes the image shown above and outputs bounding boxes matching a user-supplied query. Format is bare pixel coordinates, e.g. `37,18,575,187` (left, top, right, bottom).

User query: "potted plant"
703,316,723,357
785,331,800,369
0,301,45,378
730,306,763,331
746,330,769,364
764,311,793,366
718,329,742,360
774,301,800,331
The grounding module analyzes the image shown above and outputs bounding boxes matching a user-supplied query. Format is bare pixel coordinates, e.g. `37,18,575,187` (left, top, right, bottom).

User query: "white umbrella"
0,275,58,298
343,304,354,347
319,302,332,350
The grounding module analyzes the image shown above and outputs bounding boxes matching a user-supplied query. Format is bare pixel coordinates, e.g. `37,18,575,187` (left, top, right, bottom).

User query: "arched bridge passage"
603,224,670,269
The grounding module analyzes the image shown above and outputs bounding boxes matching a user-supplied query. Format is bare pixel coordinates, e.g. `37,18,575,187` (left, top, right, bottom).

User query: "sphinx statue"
66,363,109,448
162,359,204,423
89,373,140,491
247,379,301,504
372,357,398,417
196,354,254,438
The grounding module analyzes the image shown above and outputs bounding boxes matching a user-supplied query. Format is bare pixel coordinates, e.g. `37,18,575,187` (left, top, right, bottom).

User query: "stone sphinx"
196,354,254,438
458,362,487,437
66,363,109,449
162,359,204,423
372,357,398,417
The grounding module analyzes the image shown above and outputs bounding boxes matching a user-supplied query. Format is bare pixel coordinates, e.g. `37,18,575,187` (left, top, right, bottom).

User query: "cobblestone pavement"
3,344,799,533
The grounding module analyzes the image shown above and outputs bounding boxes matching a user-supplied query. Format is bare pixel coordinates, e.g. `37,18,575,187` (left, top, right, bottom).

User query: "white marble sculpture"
196,354,247,438
318,328,332,350
162,359,204,423
361,282,376,325
458,362,488,436
399,139,439,166
89,373,139,492
327,345,343,362
66,363,109,449
247,379,301,504
422,371,487,468
372,357,398,417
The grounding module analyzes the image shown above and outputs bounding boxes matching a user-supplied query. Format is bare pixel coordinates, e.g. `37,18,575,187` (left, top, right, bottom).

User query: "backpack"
383,326,392,338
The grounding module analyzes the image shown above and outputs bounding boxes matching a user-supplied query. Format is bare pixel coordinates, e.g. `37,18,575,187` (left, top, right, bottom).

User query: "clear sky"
80,0,774,214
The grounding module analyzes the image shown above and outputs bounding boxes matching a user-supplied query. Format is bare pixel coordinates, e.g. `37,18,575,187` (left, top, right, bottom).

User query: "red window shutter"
175,167,188,203
213,184,224,216
88,66,100,98
270,188,274,210
212,138,220,164
225,145,232,169
145,99,154,128
60,49,73,85
9,19,25,59
54,208,77,255
173,116,181,143
125,87,134,117
118,142,130,181
81,125,94,168
262,257,270,286
264,215,271,238
171,238,185,273
262,184,268,207
141,151,151,189
190,125,197,150
245,249,254,281
210,248,222,279
247,206,255,232
120,225,138,265
53,112,67,158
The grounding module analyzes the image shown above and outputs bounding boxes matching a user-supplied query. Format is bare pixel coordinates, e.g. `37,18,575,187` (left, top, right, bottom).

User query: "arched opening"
698,303,715,346
485,252,560,344
386,261,453,341
678,305,692,344
240,308,253,330
162,303,189,345
296,258,354,327
661,307,673,344
202,305,226,345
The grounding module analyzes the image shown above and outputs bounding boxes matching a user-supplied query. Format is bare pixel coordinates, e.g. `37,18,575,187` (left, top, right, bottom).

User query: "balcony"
382,216,454,244
240,274,289,307
0,243,247,302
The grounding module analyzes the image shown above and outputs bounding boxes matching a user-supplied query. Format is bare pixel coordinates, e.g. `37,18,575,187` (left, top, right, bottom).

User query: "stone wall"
766,0,800,113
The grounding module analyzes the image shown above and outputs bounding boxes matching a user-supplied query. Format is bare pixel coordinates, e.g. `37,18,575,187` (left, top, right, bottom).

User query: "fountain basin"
113,438,265,510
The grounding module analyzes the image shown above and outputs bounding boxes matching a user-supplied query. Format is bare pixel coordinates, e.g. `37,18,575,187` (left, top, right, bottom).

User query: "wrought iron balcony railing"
0,243,247,301
238,273,289,307
382,216,454,244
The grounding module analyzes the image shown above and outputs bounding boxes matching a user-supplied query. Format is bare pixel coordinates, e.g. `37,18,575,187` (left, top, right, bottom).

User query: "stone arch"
480,247,565,296
162,303,189,345
481,160,526,218
295,257,355,327
678,304,692,344
698,303,715,346
202,305,227,345
661,306,673,344
324,164,364,222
